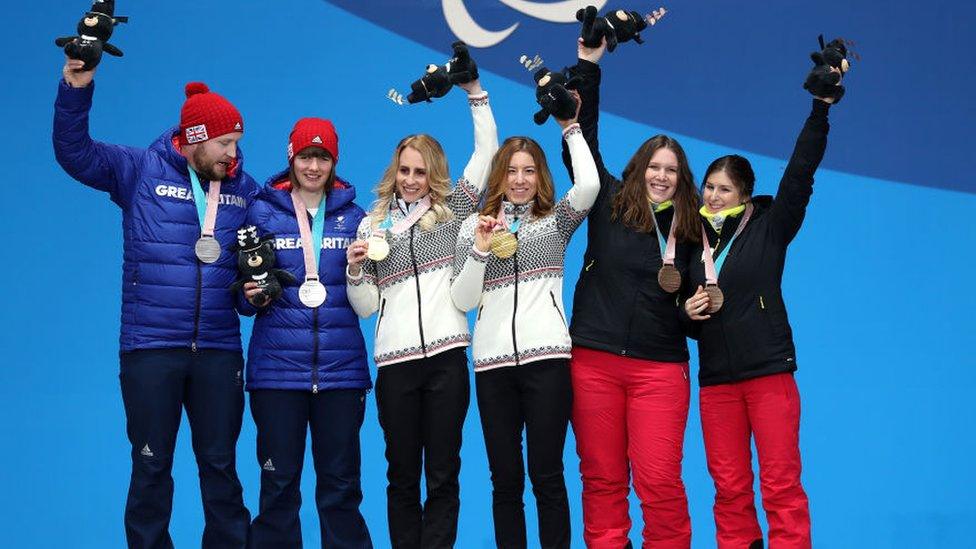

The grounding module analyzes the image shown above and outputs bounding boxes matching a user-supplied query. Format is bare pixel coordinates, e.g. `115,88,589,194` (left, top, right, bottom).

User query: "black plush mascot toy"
229,226,296,308
55,0,129,71
407,41,480,104
532,66,582,125
577,5,649,52
803,35,850,103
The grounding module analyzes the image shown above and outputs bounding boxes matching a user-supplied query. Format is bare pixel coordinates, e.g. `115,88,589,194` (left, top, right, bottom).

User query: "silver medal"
195,236,221,264
299,279,327,308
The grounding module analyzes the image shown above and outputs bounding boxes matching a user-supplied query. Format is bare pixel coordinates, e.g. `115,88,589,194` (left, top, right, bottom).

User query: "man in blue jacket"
54,57,257,548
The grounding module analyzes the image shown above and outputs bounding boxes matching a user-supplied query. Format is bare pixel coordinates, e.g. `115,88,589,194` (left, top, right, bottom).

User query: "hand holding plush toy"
55,0,129,72
532,66,583,125
803,35,851,104
230,226,296,308
407,41,480,103
577,5,664,53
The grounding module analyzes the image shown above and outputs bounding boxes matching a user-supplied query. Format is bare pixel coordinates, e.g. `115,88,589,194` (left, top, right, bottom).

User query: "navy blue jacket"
53,80,259,352
242,171,371,392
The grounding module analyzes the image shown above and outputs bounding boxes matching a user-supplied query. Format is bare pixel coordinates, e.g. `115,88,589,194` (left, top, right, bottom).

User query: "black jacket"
560,59,691,363
686,99,831,386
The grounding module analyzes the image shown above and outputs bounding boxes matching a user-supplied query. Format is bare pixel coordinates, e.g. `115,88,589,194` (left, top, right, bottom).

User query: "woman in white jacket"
345,77,497,548
451,96,599,548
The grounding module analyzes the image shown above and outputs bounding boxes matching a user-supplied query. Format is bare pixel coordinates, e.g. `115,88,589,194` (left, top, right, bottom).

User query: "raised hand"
62,56,95,88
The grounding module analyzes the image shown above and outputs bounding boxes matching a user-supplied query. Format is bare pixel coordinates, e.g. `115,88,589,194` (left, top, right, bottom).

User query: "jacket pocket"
550,291,567,328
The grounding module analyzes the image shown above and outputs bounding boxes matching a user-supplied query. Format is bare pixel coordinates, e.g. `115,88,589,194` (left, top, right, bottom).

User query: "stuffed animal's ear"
533,109,550,126
261,233,276,244
55,36,76,47
103,43,123,57
810,51,825,66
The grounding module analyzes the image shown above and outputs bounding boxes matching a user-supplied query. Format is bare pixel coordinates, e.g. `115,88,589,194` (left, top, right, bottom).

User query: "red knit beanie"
288,118,339,164
179,82,243,146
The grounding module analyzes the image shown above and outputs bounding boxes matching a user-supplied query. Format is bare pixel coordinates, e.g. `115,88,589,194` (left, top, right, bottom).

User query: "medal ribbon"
494,204,523,234
650,209,678,267
291,192,327,281
701,203,754,285
389,195,432,235
188,167,221,238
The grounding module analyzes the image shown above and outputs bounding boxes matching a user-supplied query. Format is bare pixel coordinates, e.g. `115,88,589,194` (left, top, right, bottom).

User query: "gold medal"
366,235,390,261
490,231,518,259
704,284,724,313
657,264,681,293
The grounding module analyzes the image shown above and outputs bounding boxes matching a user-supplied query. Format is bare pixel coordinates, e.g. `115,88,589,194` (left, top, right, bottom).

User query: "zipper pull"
585,259,595,272
312,384,318,394
191,341,197,352
759,295,766,309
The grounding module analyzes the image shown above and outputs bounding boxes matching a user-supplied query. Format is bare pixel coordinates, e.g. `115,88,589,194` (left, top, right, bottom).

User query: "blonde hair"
480,136,555,219
370,134,454,231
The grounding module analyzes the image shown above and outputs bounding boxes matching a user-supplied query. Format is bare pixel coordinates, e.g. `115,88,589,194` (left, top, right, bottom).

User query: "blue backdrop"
2,1,972,547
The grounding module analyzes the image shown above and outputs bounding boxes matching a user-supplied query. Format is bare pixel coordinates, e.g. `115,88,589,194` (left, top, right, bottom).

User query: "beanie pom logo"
185,82,210,98
185,124,209,144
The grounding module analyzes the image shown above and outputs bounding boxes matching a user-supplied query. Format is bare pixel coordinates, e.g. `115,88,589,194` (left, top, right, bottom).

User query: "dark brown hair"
703,154,755,197
480,137,555,218
611,134,700,243
289,147,336,196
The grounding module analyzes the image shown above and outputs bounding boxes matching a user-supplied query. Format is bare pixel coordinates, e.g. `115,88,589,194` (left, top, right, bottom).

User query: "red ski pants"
699,373,811,549
570,346,691,548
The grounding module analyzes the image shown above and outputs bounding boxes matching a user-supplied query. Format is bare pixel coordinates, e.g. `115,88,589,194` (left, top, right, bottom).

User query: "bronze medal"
490,231,518,259
657,264,681,293
704,284,724,313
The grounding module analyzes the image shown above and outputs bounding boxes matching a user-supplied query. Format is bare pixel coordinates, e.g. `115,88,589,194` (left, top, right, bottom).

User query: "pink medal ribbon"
701,203,754,285
291,192,327,308
651,209,681,292
191,175,222,264
389,195,433,235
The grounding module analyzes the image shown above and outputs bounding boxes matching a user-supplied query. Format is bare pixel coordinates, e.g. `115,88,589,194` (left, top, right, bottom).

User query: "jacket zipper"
409,225,427,353
376,298,387,337
511,246,520,365
191,262,202,352
550,290,566,327
312,306,320,393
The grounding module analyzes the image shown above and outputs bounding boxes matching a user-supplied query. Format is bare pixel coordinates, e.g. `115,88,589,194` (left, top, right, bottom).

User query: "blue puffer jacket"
242,170,371,392
53,80,259,352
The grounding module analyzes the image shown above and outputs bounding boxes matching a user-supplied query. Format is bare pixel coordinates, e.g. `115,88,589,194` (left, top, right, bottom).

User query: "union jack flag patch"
185,124,209,144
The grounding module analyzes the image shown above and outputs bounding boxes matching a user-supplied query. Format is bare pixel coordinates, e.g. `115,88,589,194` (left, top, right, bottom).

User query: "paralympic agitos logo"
442,0,608,47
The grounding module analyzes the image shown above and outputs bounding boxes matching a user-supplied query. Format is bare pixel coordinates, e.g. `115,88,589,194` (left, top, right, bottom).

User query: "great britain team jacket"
242,174,370,392
53,80,258,353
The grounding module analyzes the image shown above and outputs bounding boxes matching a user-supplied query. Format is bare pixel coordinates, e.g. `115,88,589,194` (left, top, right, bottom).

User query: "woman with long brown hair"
451,97,599,548
558,37,701,548
345,76,497,548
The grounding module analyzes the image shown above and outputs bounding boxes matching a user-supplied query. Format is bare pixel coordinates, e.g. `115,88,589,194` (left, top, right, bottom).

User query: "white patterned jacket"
346,92,497,367
451,125,600,372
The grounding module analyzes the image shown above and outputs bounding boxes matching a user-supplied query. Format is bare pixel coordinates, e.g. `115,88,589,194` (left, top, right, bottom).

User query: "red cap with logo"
179,82,243,146
288,118,339,164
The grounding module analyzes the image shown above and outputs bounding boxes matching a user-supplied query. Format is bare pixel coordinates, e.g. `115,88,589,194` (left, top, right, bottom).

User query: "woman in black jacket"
683,58,842,549
559,37,701,548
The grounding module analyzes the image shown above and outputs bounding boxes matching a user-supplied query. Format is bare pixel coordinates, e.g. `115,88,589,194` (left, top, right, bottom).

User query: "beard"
191,146,229,181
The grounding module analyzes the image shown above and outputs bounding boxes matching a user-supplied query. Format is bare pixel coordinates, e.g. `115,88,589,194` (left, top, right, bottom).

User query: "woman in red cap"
239,118,373,548
345,76,497,548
